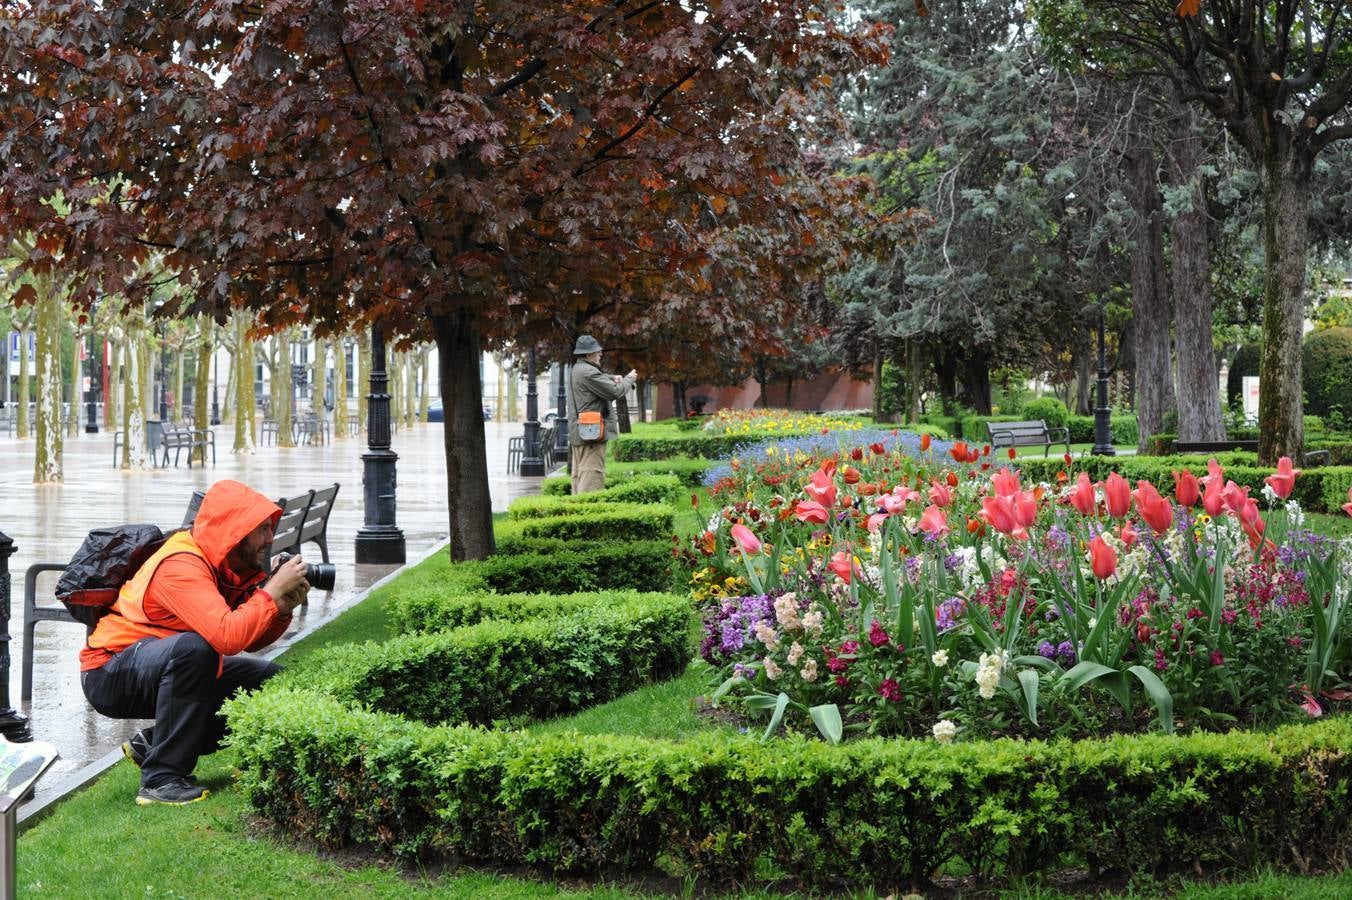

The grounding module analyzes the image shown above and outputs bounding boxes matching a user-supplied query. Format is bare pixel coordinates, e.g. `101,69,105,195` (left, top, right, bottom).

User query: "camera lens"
305,562,337,592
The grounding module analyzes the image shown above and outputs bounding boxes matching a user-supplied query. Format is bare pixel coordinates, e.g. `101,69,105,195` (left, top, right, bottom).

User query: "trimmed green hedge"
958,413,1138,445
228,691,1352,884
508,476,683,518
543,459,713,495
276,591,692,728
495,503,674,543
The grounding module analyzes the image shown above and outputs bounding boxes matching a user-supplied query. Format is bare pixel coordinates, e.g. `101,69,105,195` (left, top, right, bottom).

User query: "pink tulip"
1132,481,1173,535
1202,457,1224,487
865,513,890,533
1202,474,1225,517
828,550,856,583
1070,472,1096,517
928,480,952,508
1221,480,1249,515
1120,520,1138,549
991,467,1021,497
730,523,761,555
1088,534,1117,580
879,486,919,514
1238,496,1261,528
805,468,837,508
1174,469,1200,508
1013,490,1038,528
1102,472,1131,518
917,505,950,538
1264,456,1300,500
794,500,829,524
981,494,1019,535
1343,485,1352,518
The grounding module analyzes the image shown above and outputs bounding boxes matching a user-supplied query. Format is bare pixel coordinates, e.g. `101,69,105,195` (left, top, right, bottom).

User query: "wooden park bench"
986,419,1071,458
20,482,341,701
507,424,558,474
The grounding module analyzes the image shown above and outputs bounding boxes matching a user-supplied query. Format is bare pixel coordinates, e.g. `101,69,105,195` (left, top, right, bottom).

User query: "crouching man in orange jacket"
80,480,311,805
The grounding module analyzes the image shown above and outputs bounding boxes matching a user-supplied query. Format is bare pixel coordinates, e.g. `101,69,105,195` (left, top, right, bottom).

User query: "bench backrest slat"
270,490,314,556
298,483,339,544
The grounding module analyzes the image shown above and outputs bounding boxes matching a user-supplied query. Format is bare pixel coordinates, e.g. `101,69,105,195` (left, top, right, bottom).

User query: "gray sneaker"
135,777,209,806
121,729,151,768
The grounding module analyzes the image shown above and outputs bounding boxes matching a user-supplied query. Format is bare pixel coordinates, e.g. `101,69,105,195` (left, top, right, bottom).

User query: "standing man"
80,479,310,805
568,335,637,494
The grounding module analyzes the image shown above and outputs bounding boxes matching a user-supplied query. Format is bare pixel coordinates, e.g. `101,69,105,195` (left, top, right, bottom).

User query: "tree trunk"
34,278,63,482
334,339,349,437
906,341,923,423
232,313,256,454
358,330,371,428
312,336,326,420
934,349,959,412
617,389,632,433
1257,147,1311,464
193,322,211,463
871,350,884,421
1168,92,1225,443
122,313,151,470
1074,336,1092,416
754,360,768,407
636,377,648,424
960,348,992,415
432,310,495,561
17,323,31,438
1125,139,1175,451
673,381,687,419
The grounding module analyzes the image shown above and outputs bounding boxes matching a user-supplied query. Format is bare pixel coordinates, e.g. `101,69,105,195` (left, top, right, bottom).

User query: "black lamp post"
158,325,169,421
553,361,569,463
210,357,221,426
1092,302,1116,456
520,348,546,476
355,323,406,564
84,307,99,434
0,532,33,742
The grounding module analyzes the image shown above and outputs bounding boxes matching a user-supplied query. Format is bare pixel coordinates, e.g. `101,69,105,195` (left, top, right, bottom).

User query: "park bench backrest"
987,420,1050,443
297,483,339,563
269,491,314,558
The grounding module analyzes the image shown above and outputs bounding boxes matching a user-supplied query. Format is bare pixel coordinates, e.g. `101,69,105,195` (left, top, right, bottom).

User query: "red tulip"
850,446,864,461
920,433,932,452
1202,457,1225,486
870,442,886,455
1070,472,1097,517
1102,472,1132,518
950,441,969,463
928,480,952,508
1343,485,1352,518
842,465,861,485
1133,481,1173,535
730,523,762,555
968,447,981,463
1264,456,1300,500
1007,447,1017,460
946,471,959,488
805,468,837,508
1063,452,1073,466
1120,520,1139,549
1173,469,1200,508
828,550,857,583
794,500,829,524
981,494,1019,535
1089,534,1117,580
1202,473,1225,517
917,505,950,538
1238,496,1261,528
992,467,1021,497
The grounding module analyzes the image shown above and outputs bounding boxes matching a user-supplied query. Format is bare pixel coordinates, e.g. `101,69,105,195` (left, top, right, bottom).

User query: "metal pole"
520,348,545,476
553,361,569,463
83,310,98,433
210,345,221,426
355,324,406,564
0,805,13,900
1092,303,1116,456
0,534,31,743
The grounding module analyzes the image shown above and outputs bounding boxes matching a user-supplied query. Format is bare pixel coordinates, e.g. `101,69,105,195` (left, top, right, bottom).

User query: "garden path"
0,418,543,817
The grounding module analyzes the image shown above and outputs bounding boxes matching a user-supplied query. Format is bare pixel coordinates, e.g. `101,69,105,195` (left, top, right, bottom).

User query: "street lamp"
1092,301,1116,456
355,323,406,564
553,360,568,463
0,531,33,742
84,304,99,434
520,348,545,476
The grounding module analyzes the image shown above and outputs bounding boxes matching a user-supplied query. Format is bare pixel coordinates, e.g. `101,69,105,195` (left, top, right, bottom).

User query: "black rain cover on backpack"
54,524,168,627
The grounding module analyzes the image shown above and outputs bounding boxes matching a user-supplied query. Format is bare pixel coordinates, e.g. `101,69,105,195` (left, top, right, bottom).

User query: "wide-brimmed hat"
573,334,603,355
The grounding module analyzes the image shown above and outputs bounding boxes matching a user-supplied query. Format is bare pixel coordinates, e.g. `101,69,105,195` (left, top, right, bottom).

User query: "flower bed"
691,429,1352,741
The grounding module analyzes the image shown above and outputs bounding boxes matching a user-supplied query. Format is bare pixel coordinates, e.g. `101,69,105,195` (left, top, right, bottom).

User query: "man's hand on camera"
264,554,309,615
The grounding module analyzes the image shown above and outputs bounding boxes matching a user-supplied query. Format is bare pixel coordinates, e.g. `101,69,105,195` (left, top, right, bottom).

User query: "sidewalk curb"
15,540,449,832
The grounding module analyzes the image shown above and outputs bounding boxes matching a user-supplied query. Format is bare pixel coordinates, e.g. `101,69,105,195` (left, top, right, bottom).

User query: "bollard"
0,535,31,743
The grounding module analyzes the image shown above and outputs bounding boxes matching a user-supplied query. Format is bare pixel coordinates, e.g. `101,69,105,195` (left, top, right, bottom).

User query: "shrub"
496,503,675,543
1303,326,1352,418
509,476,682,516
1066,414,1139,445
1021,396,1069,428
543,460,714,495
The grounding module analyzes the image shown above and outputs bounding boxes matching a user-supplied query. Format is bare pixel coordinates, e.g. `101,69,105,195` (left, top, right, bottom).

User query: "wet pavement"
0,419,545,815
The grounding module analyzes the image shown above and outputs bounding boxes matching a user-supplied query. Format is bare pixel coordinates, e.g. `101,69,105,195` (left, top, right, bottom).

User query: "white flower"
1087,618,1097,630
932,720,958,743
1261,482,1279,506
974,651,1007,700
754,622,781,651
801,609,824,637
931,649,949,668
774,594,801,630
763,657,782,680
786,642,804,666
799,658,818,682
1286,500,1305,528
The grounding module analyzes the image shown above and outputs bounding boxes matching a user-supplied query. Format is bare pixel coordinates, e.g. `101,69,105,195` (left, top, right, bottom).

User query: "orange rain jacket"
80,480,291,673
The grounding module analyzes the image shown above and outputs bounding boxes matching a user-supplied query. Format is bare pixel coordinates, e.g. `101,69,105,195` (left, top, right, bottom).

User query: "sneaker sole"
135,789,210,806
121,742,144,768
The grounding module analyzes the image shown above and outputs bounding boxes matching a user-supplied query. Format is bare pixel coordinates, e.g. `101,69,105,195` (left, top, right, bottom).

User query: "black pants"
82,633,280,788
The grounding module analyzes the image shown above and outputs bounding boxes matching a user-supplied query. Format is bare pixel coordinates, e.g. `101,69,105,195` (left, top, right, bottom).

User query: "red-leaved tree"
1,1,888,558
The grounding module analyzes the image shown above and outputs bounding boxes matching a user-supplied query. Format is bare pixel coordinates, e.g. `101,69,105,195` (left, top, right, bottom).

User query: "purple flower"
1038,640,1056,658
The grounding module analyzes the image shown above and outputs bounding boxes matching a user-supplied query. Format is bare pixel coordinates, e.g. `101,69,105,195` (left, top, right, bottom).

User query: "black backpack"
54,524,171,627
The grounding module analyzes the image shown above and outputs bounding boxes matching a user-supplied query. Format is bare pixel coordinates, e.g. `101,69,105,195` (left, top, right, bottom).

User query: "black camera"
275,552,336,593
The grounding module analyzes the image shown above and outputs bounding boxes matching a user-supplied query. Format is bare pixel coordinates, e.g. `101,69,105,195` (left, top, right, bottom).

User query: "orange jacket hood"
191,480,282,569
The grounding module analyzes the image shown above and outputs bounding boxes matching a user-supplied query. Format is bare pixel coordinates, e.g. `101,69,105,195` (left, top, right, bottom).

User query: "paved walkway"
0,419,544,813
